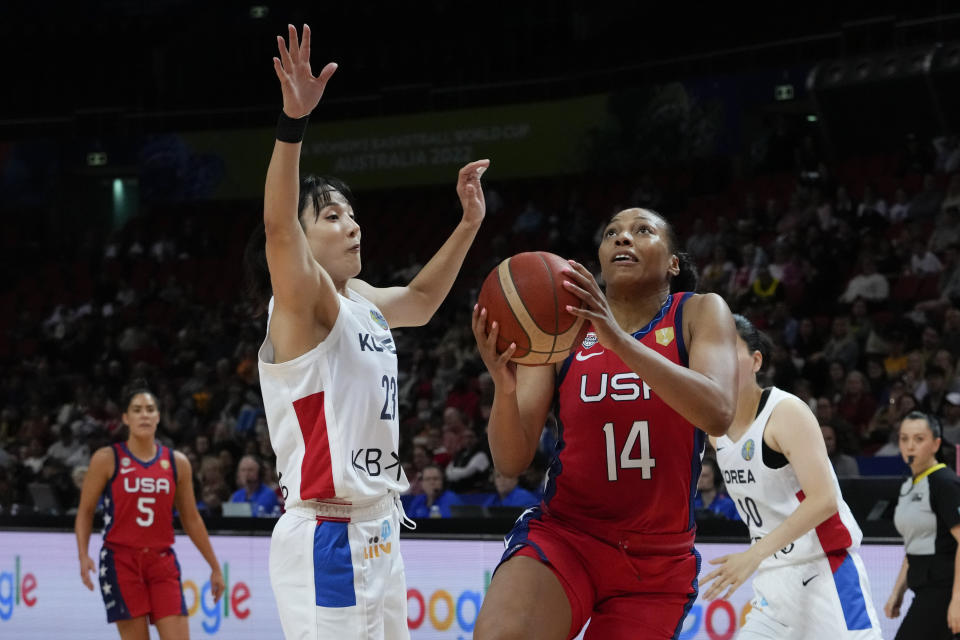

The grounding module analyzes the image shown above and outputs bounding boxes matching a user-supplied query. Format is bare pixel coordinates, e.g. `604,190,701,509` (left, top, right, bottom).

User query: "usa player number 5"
602,420,656,481
136,496,156,527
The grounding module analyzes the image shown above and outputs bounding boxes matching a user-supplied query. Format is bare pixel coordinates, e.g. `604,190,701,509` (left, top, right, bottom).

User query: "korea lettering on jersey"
258,291,409,509
714,387,861,569
102,443,178,549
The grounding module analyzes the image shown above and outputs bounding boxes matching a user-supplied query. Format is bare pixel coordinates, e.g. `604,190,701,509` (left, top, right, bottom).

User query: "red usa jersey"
102,442,178,549
545,292,704,538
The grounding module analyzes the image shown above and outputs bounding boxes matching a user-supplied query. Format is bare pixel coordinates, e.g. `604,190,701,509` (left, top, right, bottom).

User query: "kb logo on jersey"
123,477,172,494
358,333,396,354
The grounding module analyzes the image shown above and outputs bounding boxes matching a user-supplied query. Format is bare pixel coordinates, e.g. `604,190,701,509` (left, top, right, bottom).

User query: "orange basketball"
477,251,589,365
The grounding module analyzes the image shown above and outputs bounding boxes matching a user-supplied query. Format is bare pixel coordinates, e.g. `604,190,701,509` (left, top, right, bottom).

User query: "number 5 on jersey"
603,420,656,481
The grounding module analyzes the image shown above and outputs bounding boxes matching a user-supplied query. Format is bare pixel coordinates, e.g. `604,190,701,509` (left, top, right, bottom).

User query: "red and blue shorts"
99,544,187,624
499,508,700,640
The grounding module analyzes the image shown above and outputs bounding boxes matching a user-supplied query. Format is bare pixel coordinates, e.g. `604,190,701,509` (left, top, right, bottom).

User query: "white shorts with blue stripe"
269,494,410,640
738,550,882,640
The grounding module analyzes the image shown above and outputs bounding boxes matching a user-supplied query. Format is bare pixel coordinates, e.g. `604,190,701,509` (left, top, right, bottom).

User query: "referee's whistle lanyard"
901,462,947,496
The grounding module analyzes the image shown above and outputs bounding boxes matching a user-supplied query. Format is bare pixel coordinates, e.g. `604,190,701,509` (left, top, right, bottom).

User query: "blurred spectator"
46,423,90,469
918,365,949,418
929,207,960,254
888,188,912,223
834,185,856,221
21,438,47,476
836,371,877,438
908,239,943,275
910,174,945,220
700,245,734,296
693,457,740,521
483,469,538,509
821,317,861,372
942,393,960,443
404,444,432,495
406,464,462,518
739,260,785,316
838,257,889,304
933,136,960,174
821,424,859,478
868,393,919,455
857,185,887,225
229,455,280,517
445,428,491,493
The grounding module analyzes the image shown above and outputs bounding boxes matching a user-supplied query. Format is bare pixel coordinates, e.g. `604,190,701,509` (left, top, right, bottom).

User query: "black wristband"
276,111,309,143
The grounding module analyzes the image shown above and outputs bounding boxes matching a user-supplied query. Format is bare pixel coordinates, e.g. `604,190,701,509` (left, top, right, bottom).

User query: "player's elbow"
491,455,528,479
701,404,735,437
815,493,839,522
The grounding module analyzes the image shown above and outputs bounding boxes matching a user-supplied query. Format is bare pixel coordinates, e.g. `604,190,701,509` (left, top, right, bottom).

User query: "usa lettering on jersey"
579,372,652,403
122,477,172,494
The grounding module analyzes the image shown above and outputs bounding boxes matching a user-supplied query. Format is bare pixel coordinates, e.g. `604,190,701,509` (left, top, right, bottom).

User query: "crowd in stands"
1,128,959,523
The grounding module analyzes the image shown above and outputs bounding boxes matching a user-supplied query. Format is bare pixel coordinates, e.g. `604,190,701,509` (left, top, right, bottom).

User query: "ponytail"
671,250,699,294
243,223,271,317
242,174,357,317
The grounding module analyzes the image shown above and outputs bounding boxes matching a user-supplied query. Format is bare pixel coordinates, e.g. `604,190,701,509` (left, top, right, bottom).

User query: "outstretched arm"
264,24,341,347
701,397,838,600
350,159,489,328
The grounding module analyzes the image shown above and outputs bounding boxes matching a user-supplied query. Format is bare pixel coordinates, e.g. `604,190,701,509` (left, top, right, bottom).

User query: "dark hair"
904,410,943,439
242,175,356,316
732,314,773,369
121,380,158,413
701,456,723,490
606,208,699,293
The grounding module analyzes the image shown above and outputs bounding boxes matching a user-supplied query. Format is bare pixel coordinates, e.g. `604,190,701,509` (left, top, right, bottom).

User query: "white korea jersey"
715,387,862,570
258,290,409,509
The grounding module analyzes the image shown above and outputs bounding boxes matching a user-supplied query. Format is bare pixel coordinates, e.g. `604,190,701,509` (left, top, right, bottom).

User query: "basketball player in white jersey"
701,315,882,639
250,24,489,639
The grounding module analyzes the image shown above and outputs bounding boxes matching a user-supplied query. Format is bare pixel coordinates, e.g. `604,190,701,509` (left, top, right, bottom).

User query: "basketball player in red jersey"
472,208,739,640
75,384,224,639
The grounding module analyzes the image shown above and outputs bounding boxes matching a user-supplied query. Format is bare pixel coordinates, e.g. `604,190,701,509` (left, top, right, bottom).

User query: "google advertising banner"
0,532,909,639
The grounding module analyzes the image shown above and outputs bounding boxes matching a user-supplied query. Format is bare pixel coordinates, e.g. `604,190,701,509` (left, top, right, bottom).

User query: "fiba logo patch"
369,309,389,330
160,459,170,470
742,439,756,461
381,519,392,541
121,457,131,467
582,332,598,349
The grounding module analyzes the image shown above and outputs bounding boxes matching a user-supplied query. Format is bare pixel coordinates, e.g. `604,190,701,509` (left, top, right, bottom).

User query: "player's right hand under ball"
472,305,517,394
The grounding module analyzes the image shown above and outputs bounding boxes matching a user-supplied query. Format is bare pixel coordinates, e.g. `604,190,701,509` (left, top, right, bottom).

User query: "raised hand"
561,260,628,351
472,304,517,394
456,159,490,226
273,24,338,119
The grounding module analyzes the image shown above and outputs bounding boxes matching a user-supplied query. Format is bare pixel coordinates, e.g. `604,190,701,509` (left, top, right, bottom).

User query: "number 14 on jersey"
603,420,656,481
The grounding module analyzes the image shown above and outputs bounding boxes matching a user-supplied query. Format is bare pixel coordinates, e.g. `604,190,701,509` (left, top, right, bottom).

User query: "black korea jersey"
894,464,960,589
